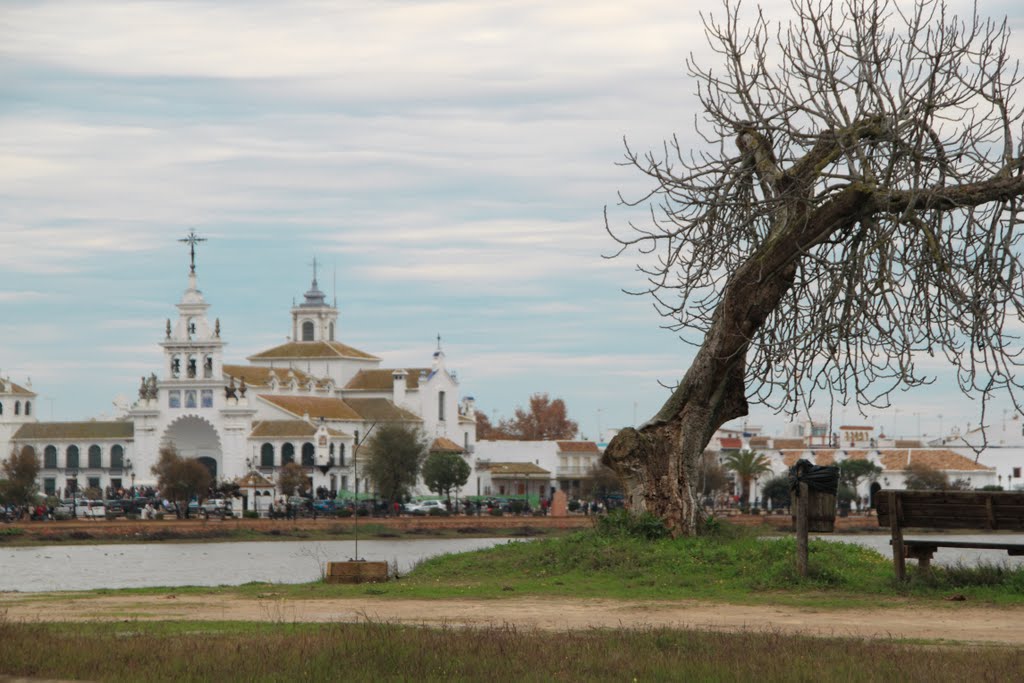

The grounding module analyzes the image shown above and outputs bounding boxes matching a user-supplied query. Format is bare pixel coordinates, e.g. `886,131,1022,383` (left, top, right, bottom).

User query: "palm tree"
722,449,773,507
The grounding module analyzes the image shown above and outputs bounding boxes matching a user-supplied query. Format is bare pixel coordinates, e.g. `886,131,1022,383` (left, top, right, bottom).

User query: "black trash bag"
788,459,839,495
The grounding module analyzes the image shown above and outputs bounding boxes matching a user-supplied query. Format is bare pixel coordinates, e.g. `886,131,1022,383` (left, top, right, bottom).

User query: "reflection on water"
0,538,519,593
819,533,1024,568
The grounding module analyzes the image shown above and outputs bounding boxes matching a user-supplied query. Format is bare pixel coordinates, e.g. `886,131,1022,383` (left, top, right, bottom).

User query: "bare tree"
604,0,1024,536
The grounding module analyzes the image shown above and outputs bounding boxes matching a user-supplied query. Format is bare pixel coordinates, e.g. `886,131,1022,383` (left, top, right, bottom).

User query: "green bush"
489,508,504,517
243,511,259,519
427,508,449,517
595,509,669,540
337,509,353,518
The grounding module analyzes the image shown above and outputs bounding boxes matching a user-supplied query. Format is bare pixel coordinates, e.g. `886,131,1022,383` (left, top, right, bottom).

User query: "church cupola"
291,257,339,342
160,232,226,386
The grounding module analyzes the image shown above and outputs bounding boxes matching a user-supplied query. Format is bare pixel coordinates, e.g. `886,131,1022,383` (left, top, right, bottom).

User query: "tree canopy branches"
604,0,1024,536
608,0,1024,421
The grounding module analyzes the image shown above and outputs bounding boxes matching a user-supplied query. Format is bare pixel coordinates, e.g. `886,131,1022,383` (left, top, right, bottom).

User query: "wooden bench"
876,490,1024,580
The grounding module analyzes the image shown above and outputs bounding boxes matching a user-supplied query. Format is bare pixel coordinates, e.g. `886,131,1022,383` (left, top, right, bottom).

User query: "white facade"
4,259,477,505
472,439,602,499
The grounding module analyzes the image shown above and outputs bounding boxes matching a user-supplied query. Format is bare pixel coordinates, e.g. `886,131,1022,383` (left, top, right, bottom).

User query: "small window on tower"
201,390,213,408
169,391,181,408
188,318,196,337
329,322,335,341
302,321,315,341
185,391,197,408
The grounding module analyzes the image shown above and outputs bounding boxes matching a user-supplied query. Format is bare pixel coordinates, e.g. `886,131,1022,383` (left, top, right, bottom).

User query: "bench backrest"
876,490,1024,531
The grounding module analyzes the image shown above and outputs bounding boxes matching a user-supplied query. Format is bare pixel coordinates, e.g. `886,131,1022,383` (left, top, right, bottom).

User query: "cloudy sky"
2,0,1022,441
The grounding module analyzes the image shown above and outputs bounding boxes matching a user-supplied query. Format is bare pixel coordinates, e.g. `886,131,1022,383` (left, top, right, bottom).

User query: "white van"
75,500,106,519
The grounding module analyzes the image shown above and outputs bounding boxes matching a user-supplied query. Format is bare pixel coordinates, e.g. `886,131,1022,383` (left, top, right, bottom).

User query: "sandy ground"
1,593,1021,645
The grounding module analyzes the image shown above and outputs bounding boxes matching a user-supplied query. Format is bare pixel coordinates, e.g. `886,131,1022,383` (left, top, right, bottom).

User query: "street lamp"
125,458,134,492
68,470,79,519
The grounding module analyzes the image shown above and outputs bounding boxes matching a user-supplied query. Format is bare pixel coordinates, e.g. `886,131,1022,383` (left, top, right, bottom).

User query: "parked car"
75,500,106,519
406,499,446,515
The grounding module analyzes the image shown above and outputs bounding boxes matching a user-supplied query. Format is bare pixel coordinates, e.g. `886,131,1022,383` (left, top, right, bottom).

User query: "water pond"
0,537,519,593
819,533,1024,568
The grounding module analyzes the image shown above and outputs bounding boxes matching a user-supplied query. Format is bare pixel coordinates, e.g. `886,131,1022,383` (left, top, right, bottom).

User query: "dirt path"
2,593,1020,645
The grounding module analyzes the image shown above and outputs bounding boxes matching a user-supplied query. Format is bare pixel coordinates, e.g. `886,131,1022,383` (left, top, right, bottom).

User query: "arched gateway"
163,415,222,477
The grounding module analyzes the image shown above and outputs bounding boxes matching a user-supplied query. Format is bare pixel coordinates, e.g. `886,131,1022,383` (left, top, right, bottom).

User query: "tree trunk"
603,175,890,535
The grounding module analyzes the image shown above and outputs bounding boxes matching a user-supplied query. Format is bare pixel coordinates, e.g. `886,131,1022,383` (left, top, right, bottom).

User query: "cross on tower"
178,230,207,273
436,333,442,351
309,256,319,285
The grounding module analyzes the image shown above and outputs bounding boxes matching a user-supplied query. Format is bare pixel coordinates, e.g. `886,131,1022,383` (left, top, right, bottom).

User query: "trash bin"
789,459,839,532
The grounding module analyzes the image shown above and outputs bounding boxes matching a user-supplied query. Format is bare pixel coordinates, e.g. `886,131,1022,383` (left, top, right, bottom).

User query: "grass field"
2,620,1022,682
5,517,1023,681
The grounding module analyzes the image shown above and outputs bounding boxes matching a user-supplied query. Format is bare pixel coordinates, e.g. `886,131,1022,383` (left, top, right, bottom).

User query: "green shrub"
337,509,353,518
489,508,504,517
243,511,259,519
427,508,449,517
595,509,669,540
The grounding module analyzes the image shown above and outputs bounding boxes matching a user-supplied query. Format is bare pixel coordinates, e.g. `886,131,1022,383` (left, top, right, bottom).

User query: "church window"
302,321,315,341
66,478,78,495
187,318,196,337
338,443,346,467
261,443,274,467
43,478,56,496
354,430,360,446
24,401,30,416
15,401,20,415
88,445,102,468
44,445,57,469
169,391,181,408
201,390,213,408
282,443,295,465
66,445,79,469
340,475,348,492
329,323,335,341
185,391,197,408
111,445,124,469
0,401,3,415
171,355,181,378
187,356,197,378
302,442,315,466
438,391,446,421
1015,467,1022,478
88,477,100,491
204,356,213,379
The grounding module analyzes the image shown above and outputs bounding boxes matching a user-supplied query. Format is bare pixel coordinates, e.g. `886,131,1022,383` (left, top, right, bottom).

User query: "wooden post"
888,491,906,581
795,481,809,577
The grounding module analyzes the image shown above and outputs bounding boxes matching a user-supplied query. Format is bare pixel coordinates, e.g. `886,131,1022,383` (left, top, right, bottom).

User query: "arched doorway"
869,482,882,509
197,456,217,479
163,415,222,478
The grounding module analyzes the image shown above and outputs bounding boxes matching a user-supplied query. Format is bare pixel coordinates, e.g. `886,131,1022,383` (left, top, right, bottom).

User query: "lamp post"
69,470,79,519
125,458,134,493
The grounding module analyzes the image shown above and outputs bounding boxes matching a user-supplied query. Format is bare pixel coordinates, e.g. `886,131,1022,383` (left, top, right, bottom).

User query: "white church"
0,238,477,510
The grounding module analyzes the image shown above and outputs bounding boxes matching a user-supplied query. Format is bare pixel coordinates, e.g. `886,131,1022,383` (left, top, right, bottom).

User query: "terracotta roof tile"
249,420,349,439
430,437,465,453
248,341,380,361
1,380,35,396
487,462,551,476
223,364,326,388
236,472,274,487
840,425,874,431
344,398,422,422
557,441,599,453
14,421,134,440
344,368,428,391
719,437,742,449
879,449,993,472
258,395,362,421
